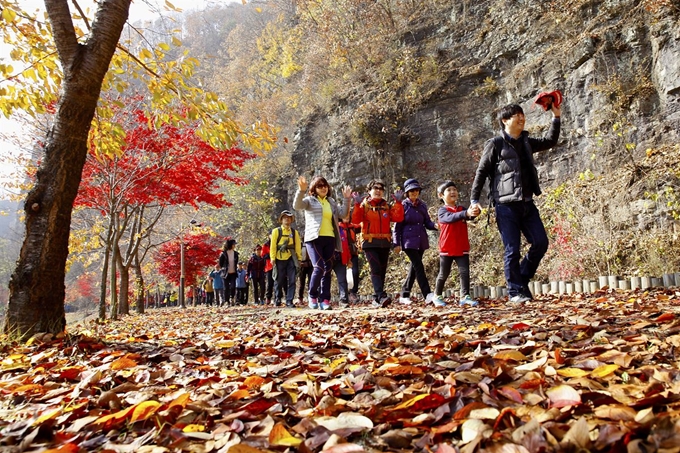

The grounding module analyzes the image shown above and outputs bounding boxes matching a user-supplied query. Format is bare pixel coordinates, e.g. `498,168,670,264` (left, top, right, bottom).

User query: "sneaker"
319,300,331,310
522,285,534,300
509,294,531,304
459,295,478,307
371,300,382,308
339,300,350,309
398,297,412,305
286,301,295,308
308,297,318,309
425,293,435,303
349,293,359,304
432,295,447,307
379,295,392,307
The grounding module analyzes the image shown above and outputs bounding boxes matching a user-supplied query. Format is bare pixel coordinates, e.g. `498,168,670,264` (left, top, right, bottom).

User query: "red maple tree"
74,99,254,316
154,233,224,287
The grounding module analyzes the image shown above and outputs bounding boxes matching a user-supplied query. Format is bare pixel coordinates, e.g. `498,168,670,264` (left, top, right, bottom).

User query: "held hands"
298,175,308,192
352,191,364,205
393,189,405,202
393,245,402,254
341,185,352,199
467,203,482,218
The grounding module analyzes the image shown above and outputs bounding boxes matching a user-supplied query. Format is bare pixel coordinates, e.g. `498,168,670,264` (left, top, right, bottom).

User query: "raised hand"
298,175,308,192
393,189,404,202
352,191,364,205
341,185,352,199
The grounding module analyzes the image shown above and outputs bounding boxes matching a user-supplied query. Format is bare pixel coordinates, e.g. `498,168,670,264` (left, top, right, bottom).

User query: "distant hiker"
332,216,352,308
294,175,352,311
218,238,239,306
339,214,362,304
209,264,224,306
270,210,302,307
470,99,562,303
434,181,480,308
261,240,274,305
296,239,313,305
235,262,248,305
248,244,266,305
351,179,404,308
203,275,215,306
393,178,437,305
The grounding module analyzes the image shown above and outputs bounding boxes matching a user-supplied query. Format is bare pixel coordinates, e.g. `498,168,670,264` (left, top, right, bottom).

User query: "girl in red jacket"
434,181,480,307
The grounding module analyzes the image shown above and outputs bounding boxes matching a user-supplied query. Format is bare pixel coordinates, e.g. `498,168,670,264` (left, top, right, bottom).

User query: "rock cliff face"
291,1,679,210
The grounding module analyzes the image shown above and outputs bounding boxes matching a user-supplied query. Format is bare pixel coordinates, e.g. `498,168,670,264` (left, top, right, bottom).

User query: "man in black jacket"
470,101,562,303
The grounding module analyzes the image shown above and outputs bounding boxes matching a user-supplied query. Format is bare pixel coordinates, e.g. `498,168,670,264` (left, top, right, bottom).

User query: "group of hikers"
198,97,562,309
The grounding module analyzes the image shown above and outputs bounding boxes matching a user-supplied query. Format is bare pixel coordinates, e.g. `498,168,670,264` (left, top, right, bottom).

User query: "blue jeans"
306,236,336,301
495,201,548,297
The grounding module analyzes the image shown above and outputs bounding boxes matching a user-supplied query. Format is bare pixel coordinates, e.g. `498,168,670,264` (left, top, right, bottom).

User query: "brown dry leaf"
546,385,581,408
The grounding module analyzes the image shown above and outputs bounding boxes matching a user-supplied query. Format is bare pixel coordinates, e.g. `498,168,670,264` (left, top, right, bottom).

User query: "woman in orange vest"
351,179,404,307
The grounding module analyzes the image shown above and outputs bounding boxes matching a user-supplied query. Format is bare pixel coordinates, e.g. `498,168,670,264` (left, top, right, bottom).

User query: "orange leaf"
383,365,423,376
93,406,135,429
497,386,523,403
511,322,530,330
391,393,446,411
554,348,565,365
58,366,85,380
556,368,590,378
493,350,527,361
268,422,302,447
129,401,161,423
168,392,191,411
454,402,488,420
520,378,545,389
656,313,674,322
243,375,266,389
228,445,266,453
111,357,138,371
228,389,251,400
43,443,80,453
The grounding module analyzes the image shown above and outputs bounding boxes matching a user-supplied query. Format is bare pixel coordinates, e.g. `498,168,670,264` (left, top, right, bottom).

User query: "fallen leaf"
546,385,581,408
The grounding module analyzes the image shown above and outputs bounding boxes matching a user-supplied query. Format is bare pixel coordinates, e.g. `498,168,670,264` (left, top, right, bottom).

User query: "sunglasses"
372,186,385,191
316,184,328,188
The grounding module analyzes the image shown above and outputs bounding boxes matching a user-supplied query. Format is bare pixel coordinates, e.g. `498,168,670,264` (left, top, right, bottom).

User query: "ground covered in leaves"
3,288,680,453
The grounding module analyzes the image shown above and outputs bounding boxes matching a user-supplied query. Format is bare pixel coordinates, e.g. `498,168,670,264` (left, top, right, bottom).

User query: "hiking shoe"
432,295,447,307
425,293,435,303
398,296,412,305
308,297,318,309
379,295,392,307
339,300,350,309
286,301,295,308
509,294,531,304
319,300,331,310
459,295,478,307
371,300,382,308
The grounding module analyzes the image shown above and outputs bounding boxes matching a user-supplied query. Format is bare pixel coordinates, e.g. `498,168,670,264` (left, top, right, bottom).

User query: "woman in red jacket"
351,179,404,307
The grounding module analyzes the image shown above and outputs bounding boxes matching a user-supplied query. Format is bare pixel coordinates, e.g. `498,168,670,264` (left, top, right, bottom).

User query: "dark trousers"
223,273,237,304
252,274,265,304
265,270,274,300
349,254,360,295
236,286,248,304
306,236,336,301
435,255,471,298
206,291,214,306
495,201,549,297
297,265,313,300
332,256,348,303
363,247,390,300
274,259,297,304
401,248,431,298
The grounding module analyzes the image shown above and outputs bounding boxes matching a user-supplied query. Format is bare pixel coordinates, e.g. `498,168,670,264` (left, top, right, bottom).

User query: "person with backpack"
393,178,438,305
351,179,404,308
470,99,562,304
433,180,480,307
209,264,224,306
248,244,266,305
294,175,352,311
270,210,302,307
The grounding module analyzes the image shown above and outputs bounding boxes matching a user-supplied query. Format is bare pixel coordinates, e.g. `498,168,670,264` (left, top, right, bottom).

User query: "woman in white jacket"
294,175,352,310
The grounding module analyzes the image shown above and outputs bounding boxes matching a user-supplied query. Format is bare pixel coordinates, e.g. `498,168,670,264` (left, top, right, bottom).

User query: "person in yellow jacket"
270,210,302,307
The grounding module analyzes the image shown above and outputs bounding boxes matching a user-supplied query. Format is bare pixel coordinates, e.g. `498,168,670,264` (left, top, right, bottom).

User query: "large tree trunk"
4,0,131,339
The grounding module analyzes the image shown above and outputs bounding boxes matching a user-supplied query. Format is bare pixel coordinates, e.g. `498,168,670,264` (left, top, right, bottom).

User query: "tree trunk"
118,258,130,316
99,219,114,320
4,0,132,339
134,253,145,314
110,239,120,320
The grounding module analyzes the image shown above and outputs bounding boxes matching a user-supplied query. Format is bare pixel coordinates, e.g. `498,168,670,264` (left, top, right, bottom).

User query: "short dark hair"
498,104,524,129
308,176,331,197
